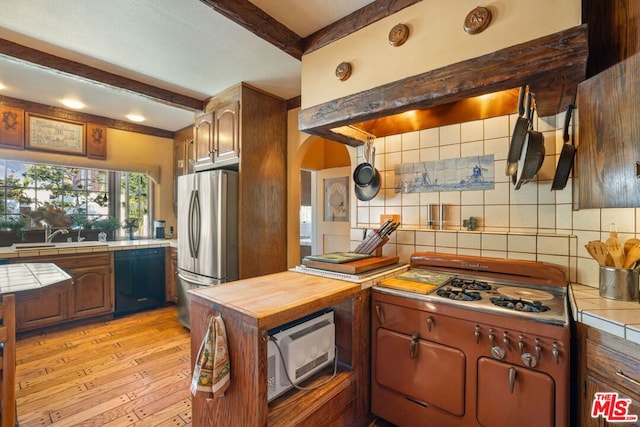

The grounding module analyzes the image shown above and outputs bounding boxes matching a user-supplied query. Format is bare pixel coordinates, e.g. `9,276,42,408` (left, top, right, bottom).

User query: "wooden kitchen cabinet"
11,253,113,332
68,263,112,319
193,111,214,169
173,125,193,214
165,246,178,303
575,323,640,426
201,83,287,279
15,280,70,331
577,51,640,208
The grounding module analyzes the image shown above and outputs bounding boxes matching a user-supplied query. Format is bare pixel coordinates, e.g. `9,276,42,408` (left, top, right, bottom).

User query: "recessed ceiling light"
126,114,145,122
61,98,85,109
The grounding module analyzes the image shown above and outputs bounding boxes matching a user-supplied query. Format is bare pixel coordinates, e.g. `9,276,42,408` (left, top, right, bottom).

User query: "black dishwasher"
114,247,165,316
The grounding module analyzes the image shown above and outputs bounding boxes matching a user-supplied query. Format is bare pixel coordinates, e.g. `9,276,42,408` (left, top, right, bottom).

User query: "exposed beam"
199,0,304,60
0,38,204,112
0,95,174,139
303,0,422,55
298,25,589,146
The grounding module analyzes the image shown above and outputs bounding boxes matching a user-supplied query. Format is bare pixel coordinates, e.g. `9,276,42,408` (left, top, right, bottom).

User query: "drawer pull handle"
426,316,434,332
375,305,384,324
616,370,640,387
409,332,420,359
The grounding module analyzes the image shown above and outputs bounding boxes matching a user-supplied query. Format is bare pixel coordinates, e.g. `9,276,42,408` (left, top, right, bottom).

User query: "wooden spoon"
606,232,624,267
624,238,640,255
623,244,640,268
586,241,608,266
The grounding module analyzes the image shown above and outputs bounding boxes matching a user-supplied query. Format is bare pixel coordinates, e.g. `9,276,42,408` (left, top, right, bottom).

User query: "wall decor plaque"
388,23,409,47
324,176,349,221
0,105,24,149
463,6,492,35
26,114,86,155
87,123,107,159
335,62,352,81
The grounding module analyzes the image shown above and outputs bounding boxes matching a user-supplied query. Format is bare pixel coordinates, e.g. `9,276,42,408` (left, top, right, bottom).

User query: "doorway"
296,138,351,263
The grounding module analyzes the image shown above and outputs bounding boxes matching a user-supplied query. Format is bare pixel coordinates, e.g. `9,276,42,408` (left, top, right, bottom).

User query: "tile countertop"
0,239,177,259
0,263,71,293
570,284,640,345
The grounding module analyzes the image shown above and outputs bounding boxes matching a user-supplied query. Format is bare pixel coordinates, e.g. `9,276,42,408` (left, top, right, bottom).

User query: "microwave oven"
267,309,335,402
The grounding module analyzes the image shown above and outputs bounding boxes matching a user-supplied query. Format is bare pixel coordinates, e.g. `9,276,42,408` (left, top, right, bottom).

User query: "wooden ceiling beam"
199,0,304,60
303,0,422,55
0,38,204,112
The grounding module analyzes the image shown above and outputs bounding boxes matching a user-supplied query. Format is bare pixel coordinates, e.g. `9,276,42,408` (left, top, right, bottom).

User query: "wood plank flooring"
15,306,192,426
14,306,394,427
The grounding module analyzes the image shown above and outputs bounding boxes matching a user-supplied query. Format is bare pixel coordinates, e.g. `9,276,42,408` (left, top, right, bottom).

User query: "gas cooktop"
375,252,570,326
427,274,568,325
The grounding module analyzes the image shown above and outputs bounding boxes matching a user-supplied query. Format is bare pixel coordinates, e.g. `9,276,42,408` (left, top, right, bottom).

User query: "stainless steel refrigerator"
176,169,238,328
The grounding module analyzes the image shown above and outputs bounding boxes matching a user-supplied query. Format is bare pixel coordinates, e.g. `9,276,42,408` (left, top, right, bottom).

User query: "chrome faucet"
44,223,69,242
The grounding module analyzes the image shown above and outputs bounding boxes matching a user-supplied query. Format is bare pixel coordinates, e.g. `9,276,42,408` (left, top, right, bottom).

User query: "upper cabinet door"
213,100,239,166
194,111,214,168
577,52,640,208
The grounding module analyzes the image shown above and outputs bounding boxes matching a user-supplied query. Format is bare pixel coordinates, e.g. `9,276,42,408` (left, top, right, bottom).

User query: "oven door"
374,327,466,416
477,357,555,427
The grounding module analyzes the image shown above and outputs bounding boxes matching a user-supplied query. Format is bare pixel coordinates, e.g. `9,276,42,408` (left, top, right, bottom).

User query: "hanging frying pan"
551,104,576,191
514,96,545,190
506,86,529,177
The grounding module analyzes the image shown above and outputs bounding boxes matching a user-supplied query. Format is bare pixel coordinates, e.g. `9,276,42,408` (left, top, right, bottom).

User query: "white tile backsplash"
349,110,640,287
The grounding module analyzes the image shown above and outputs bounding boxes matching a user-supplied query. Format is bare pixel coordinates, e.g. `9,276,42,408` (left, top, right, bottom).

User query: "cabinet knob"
426,316,434,332
409,332,420,359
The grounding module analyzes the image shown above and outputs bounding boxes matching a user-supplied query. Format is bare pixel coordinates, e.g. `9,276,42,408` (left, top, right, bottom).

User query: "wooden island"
189,270,371,426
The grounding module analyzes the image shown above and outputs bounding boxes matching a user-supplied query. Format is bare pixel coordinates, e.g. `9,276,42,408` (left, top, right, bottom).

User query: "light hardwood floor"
15,306,192,426
14,306,395,427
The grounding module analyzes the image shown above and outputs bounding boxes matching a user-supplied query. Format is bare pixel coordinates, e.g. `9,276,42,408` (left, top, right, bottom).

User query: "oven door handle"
508,367,518,393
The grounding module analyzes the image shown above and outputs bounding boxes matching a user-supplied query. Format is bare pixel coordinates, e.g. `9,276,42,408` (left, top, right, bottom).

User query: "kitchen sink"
12,241,109,250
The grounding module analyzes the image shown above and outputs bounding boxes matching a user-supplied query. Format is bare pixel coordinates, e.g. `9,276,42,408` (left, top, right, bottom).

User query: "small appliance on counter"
153,220,166,239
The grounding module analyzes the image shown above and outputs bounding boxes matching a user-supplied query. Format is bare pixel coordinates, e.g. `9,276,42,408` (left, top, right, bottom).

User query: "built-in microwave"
267,309,335,402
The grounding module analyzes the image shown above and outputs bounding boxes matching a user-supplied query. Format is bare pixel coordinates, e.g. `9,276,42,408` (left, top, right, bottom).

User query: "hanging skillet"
551,104,576,191
514,94,545,190
506,86,529,177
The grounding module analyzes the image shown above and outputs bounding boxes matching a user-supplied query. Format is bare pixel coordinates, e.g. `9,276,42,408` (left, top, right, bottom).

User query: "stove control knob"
474,325,481,344
518,335,525,354
521,352,538,368
488,329,495,346
503,332,510,349
491,345,506,360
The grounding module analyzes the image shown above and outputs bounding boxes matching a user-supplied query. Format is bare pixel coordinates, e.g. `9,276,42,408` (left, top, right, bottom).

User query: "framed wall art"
324,176,349,222
26,113,86,155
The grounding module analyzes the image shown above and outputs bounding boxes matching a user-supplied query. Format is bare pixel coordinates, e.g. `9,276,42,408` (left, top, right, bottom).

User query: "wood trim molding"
0,95,174,139
298,25,588,146
0,38,203,112
303,0,422,55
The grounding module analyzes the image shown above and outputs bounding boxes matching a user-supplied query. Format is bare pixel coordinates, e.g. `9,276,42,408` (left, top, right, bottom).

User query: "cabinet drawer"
587,339,640,393
372,300,470,348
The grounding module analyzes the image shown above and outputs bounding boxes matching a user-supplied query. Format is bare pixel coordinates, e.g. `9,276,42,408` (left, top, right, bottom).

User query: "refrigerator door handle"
188,189,201,258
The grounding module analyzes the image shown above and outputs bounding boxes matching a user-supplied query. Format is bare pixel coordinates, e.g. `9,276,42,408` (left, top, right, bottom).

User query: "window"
0,160,152,238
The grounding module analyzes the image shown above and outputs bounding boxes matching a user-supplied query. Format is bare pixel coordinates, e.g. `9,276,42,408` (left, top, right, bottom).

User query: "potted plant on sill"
0,217,28,246
92,216,120,241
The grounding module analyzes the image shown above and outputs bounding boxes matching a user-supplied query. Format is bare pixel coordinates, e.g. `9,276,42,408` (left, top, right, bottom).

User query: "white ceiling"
0,0,375,132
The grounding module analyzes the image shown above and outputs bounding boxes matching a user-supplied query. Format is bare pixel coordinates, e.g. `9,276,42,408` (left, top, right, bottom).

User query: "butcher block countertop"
189,271,363,330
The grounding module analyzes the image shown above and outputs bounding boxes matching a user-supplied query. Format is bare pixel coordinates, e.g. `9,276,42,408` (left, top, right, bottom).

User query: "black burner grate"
489,295,550,313
436,287,482,301
449,278,492,291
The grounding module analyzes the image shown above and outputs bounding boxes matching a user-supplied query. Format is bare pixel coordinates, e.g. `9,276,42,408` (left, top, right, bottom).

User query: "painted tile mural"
394,154,495,193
